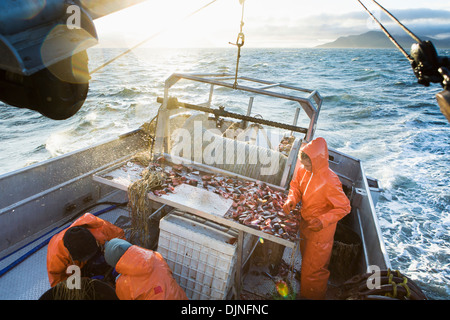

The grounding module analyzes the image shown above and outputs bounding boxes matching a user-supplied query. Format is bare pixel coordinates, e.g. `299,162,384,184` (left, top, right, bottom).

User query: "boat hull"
0,127,390,300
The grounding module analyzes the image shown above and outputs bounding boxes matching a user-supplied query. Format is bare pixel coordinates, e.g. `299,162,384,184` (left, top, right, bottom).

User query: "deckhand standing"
46,213,125,287
283,137,351,300
104,238,188,300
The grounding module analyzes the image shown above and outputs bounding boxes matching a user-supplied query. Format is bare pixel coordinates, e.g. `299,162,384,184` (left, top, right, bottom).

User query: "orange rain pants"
114,245,188,300
46,213,125,287
287,137,351,299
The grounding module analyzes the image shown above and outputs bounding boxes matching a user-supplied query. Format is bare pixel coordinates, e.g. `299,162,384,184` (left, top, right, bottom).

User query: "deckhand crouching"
46,213,187,300
104,238,188,300
283,137,351,300
46,213,125,288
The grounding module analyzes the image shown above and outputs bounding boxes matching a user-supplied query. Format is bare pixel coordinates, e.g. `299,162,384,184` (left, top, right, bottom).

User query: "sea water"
0,47,449,299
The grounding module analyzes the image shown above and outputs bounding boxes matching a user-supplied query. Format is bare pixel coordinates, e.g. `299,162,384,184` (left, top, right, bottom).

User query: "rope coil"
385,268,412,299
337,268,427,300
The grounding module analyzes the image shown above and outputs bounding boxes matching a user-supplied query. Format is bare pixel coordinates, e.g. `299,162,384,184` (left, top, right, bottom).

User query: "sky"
92,0,450,48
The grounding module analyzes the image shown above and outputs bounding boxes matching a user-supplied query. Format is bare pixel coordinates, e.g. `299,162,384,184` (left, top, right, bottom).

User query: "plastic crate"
158,211,240,300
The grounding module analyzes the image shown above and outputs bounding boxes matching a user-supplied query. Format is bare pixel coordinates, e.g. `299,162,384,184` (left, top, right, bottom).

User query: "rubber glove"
283,200,296,215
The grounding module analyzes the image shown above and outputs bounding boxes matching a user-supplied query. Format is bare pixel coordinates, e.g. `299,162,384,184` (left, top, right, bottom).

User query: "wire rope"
370,0,422,44
357,0,412,62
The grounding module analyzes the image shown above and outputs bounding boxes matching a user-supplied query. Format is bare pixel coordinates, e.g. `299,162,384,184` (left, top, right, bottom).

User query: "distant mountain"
317,31,450,49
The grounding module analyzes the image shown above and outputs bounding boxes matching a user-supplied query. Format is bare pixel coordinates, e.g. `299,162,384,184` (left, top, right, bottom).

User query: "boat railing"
158,73,322,143
152,73,324,188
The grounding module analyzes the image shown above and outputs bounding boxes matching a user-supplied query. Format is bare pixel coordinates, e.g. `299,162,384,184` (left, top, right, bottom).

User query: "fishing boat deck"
0,187,302,300
0,73,390,300
0,134,384,300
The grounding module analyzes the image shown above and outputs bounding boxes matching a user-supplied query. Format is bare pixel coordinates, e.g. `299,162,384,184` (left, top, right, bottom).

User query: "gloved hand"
282,200,296,215
307,218,323,232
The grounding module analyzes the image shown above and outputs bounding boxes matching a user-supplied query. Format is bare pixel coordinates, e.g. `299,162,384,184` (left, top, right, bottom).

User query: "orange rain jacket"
287,137,351,299
114,245,188,300
46,213,125,287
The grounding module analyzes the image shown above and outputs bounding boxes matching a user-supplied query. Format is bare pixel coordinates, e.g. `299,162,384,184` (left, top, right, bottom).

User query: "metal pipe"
156,97,308,134
148,204,167,221
291,107,300,135
356,208,370,271
0,154,134,217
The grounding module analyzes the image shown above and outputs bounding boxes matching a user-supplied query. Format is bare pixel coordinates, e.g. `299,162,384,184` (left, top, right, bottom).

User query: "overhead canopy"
0,0,148,75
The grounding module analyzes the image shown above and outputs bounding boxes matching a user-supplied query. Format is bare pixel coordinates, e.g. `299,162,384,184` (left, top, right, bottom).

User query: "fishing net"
39,278,118,300
127,162,167,248
171,115,288,186
329,222,362,282
133,151,151,167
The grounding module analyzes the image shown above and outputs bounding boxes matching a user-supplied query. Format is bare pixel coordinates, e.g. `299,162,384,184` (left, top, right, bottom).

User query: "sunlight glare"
95,0,242,48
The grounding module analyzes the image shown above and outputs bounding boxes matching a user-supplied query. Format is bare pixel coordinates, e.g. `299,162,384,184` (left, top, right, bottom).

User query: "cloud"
245,8,450,47
390,8,450,20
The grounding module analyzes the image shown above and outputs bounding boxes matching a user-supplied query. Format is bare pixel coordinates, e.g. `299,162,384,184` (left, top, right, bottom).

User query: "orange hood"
300,137,329,174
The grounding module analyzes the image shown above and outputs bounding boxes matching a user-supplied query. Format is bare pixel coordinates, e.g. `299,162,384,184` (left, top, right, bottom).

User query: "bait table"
93,154,299,298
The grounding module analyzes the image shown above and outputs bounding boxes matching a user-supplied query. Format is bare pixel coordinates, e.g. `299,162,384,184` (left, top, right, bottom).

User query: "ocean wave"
353,73,381,82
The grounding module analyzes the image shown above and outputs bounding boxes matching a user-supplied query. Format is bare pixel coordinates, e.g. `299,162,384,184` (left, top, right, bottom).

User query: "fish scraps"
143,157,300,241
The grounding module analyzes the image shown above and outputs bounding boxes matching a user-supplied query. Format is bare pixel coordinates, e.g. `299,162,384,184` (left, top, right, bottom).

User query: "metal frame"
151,73,325,297
155,73,323,154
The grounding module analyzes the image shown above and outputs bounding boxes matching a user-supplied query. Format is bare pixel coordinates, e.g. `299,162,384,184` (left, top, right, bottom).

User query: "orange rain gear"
114,245,188,300
46,213,125,287
287,137,351,299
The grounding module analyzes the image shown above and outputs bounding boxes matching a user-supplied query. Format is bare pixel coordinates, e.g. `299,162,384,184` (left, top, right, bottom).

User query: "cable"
89,0,219,75
370,0,422,44
229,0,246,88
357,0,412,63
